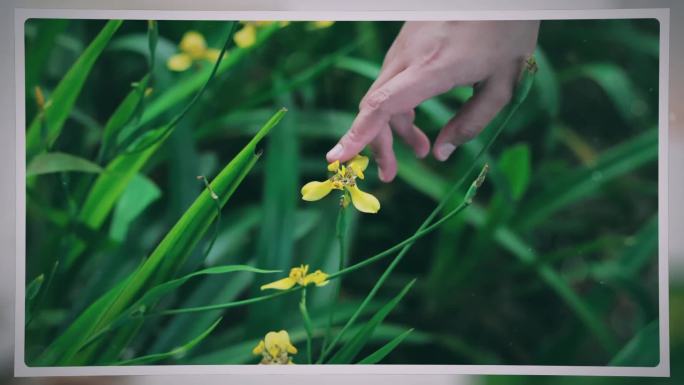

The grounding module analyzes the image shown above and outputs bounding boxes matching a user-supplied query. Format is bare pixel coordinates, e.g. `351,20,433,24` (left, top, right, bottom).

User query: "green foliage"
24,19,659,367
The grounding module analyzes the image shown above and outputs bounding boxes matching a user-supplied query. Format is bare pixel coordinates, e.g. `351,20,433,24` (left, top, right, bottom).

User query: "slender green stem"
122,21,237,155
299,287,313,364
156,289,294,315
321,202,348,354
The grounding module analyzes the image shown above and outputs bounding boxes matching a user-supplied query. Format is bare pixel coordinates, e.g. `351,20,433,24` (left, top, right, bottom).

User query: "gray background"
0,0,681,383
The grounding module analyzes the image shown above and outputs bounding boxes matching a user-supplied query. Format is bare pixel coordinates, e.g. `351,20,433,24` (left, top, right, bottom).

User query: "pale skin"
326,21,541,182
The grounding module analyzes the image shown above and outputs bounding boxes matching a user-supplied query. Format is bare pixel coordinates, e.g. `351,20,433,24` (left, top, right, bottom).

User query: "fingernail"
327,144,343,160
378,167,388,182
436,143,456,161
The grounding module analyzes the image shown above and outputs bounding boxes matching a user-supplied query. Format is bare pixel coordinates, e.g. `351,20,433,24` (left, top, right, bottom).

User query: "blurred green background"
23,18,660,366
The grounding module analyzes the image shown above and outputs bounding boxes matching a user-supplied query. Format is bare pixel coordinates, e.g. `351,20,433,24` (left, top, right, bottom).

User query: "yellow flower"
311,21,335,29
253,330,297,365
260,264,329,291
301,155,380,214
167,31,222,72
234,23,257,48
234,21,290,48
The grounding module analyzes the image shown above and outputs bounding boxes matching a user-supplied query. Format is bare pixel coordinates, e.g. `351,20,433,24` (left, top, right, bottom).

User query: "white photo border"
14,7,671,377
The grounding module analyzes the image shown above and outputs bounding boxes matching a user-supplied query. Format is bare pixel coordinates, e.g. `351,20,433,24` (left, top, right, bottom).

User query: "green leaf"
37,108,287,366
99,75,150,160
357,328,413,364
114,317,222,365
328,279,415,364
26,20,123,157
109,174,162,242
25,274,44,303
609,320,659,366
26,152,103,176
498,143,531,200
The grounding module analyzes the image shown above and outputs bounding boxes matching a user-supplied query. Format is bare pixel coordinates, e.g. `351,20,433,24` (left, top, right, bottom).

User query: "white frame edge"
13,7,671,377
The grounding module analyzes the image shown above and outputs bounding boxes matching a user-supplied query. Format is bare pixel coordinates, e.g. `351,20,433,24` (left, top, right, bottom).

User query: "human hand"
326,21,540,182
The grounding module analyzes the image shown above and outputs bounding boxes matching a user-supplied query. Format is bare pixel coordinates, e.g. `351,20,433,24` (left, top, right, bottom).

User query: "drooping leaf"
357,328,413,364
26,152,103,176
328,279,415,364
114,317,222,365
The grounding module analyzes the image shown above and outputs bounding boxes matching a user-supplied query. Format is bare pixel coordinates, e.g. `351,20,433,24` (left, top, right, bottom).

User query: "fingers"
327,65,442,163
433,71,516,161
390,110,430,158
369,127,397,182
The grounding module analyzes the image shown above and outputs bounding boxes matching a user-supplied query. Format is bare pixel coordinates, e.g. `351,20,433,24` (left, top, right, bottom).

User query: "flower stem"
299,287,314,364
321,202,347,355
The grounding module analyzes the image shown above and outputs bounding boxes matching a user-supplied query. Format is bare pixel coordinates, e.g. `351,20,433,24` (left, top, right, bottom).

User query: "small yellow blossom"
234,21,290,48
301,155,380,214
260,264,329,291
311,21,335,29
253,330,297,365
167,31,222,72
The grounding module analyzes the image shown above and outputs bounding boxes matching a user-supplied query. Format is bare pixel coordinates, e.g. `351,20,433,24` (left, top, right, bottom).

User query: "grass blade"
26,152,103,176
26,20,123,157
357,328,413,364
609,320,659,366
113,317,222,365
37,108,287,365
328,279,415,364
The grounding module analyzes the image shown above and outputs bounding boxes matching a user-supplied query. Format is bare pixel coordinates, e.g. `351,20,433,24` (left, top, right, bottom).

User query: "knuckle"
458,124,482,141
360,89,391,112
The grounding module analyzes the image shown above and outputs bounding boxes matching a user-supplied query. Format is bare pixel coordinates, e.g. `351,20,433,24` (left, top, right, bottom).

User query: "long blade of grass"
608,319,659,366
357,328,413,364
26,20,123,157
328,279,415,364
113,317,222,365
62,23,237,269
37,108,287,365
26,152,103,176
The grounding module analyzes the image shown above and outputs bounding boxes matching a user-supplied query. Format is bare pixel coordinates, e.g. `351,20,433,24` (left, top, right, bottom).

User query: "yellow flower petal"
312,21,335,29
166,53,192,72
179,31,208,59
348,155,369,179
327,160,340,172
301,179,336,201
260,277,297,291
264,330,297,357
234,23,257,48
252,340,265,355
303,270,329,287
347,184,380,213
203,48,222,63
